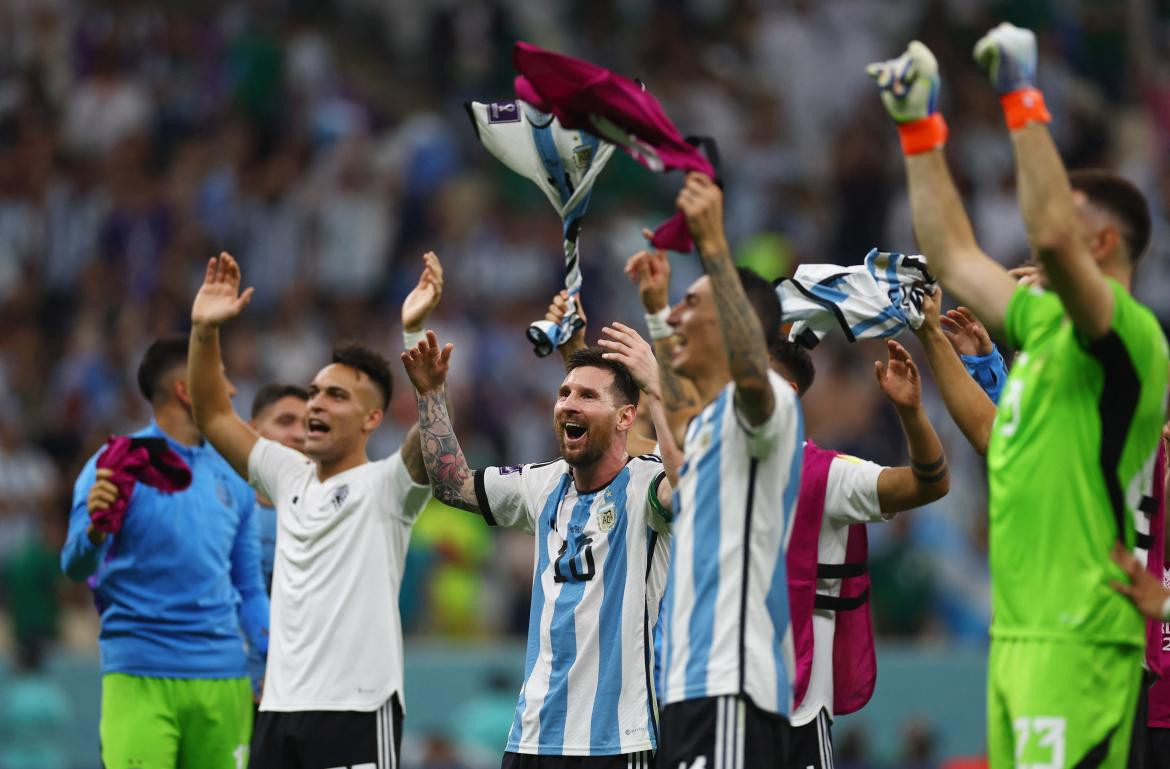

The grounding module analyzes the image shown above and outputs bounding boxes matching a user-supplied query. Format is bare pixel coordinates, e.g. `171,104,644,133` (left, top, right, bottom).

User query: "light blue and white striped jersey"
474,456,671,756
660,370,804,716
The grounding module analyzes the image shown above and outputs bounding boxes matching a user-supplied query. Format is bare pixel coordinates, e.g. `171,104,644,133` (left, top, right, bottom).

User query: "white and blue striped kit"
475,456,671,756
659,371,805,716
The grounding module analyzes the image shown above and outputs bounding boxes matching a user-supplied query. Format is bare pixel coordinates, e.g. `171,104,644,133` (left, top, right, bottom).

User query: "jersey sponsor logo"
327,484,350,511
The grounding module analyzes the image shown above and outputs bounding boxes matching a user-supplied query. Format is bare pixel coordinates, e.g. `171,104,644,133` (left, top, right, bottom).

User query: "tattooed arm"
401,333,479,512
676,173,774,427
624,241,701,447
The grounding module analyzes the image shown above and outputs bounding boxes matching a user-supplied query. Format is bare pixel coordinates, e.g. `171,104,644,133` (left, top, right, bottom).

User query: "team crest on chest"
329,484,350,511
597,489,616,532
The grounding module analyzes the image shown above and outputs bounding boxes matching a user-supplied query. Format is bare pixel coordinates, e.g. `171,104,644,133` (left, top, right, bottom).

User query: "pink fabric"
93,435,192,534
513,42,716,253
786,441,877,715
787,441,836,708
1147,441,1170,727
832,523,877,715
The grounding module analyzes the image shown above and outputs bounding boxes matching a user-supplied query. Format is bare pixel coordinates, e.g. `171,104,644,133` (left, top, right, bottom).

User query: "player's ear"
616,403,637,432
362,408,384,435
172,376,192,409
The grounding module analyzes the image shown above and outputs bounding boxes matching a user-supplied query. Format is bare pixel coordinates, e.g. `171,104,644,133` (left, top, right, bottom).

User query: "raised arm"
677,174,774,426
599,322,683,489
974,23,1114,339
872,340,950,514
913,290,998,455
188,253,260,477
399,251,445,484
625,239,701,448
868,41,1017,337
401,331,479,512
545,290,588,364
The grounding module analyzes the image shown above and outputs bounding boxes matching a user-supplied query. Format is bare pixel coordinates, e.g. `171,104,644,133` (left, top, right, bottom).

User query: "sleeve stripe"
473,468,498,526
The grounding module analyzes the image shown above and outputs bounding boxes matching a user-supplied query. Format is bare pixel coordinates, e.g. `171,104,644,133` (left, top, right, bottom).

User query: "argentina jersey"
473,456,671,756
660,369,804,716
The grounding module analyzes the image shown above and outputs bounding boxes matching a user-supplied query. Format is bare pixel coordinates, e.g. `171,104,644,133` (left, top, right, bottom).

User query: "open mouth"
307,418,330,438
562,422,588,442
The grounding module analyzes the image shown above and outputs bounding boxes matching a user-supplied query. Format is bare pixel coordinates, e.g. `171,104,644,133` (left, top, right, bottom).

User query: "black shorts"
501,750,654,768
658,694,790,769
250,694,402,769
787,709,834,769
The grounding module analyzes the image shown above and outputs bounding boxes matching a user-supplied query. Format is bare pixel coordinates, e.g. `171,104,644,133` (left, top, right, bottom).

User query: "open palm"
402,251,444,332
875,340,921,410
192,252,253,326
401,331,453,394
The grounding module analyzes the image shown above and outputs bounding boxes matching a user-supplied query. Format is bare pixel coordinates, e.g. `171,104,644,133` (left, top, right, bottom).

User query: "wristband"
1161,595,1170,622
897,113,948,155
961,346,1008,404
645,307,672,340
403,329,426,350
1000,88,1051,130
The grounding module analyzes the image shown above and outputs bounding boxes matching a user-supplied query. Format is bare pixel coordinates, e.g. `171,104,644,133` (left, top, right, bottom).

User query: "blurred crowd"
1,0,1169,694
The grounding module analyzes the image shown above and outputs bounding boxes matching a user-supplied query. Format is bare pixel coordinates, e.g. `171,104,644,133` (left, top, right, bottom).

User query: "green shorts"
100,673,252,769
987,638,1142,769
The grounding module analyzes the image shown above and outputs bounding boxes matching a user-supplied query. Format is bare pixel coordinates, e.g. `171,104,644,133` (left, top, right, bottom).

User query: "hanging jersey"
474,455,671,756
660,370,805,716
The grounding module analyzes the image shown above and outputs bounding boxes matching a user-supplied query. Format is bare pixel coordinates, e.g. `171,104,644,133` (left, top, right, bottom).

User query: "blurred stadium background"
0,0,1167,767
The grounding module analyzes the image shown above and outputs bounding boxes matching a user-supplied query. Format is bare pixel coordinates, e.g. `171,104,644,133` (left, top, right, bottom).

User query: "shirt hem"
789,701,830,726
260,689,401,713
102,668,249,680
989,629,1145,647
505,740,655,756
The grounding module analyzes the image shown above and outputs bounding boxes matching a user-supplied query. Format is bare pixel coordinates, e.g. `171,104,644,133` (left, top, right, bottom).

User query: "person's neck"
153,405,202,447
1101,260,1132,291
315,450,369,482
689,364,733,408
571,443,629,493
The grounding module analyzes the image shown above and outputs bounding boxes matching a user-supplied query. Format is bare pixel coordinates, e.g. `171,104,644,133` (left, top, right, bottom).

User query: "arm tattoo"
699,249,771,396
417,388,479,512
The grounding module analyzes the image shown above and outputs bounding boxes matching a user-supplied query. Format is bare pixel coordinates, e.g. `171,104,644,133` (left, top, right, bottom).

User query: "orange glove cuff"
1001,88,1051,131
897,113,949,155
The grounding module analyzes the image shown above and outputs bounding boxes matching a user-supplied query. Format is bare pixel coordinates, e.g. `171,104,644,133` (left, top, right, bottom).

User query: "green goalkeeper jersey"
988,280,1168,646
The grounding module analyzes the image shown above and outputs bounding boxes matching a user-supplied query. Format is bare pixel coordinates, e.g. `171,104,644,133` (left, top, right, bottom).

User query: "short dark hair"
768,339,816,396
251,383,310,419
565,346,641,407
1068,169,1151,264
737,267,783,348
137,334,190,403
331,342,393,410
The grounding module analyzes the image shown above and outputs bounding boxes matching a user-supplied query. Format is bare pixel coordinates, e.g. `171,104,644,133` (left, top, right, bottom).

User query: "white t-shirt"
790,453,886,726
248,438,431,712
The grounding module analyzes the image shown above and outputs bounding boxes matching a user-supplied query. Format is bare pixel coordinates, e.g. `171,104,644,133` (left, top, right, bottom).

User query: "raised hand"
866,41,940,124
598,322,662,401
544,290,587,357
1007,264,1045,289
974,22,1037,94
676,173,726,254
875,339,922,411
192,252,254,327
940,306,994,357
401,331,453,395
625,229,672,312
914,287,943,339
402,251,445,333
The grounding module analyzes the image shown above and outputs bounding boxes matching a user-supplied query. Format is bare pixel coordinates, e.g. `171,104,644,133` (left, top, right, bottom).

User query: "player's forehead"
258,395,307,421
310,363,373,398
561,365,615,394
683,275,712,304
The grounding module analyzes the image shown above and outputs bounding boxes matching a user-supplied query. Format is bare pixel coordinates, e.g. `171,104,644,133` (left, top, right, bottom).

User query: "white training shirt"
660,370,805,716
790,453,886,726
474,455,671,756
248,438,431,712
